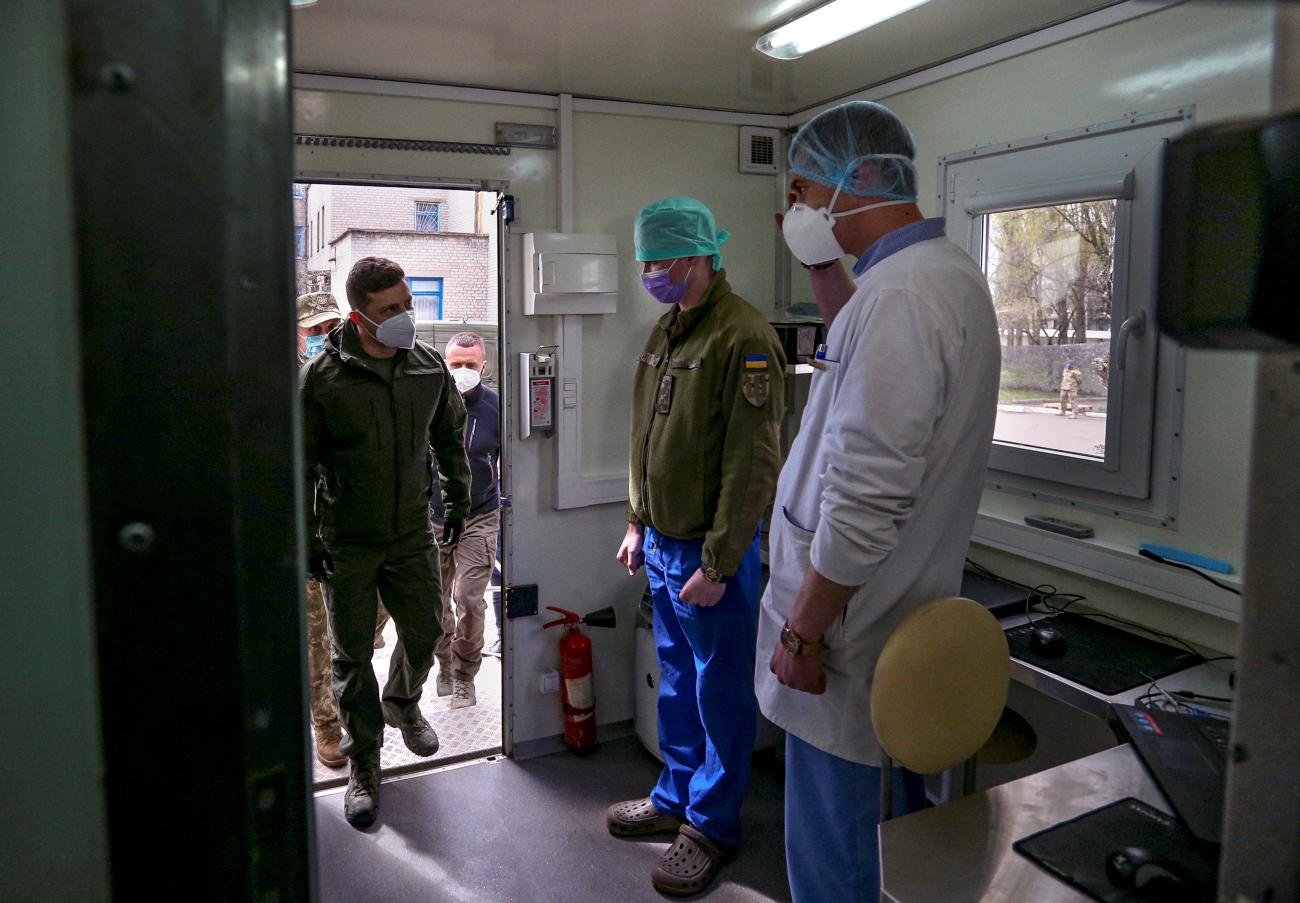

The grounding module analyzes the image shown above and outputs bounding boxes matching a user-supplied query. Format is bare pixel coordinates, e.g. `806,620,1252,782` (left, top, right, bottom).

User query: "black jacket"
433,384,500,521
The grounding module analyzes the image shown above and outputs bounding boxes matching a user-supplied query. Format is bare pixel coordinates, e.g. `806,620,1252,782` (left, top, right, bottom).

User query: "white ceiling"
292,0,1118,115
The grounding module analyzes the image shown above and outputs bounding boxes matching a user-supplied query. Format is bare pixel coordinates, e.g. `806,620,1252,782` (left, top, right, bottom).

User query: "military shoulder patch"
742,372,769,407
743,354,769,370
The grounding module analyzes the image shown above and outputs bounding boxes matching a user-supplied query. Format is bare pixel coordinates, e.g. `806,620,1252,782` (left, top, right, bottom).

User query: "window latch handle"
1115,310,1146,373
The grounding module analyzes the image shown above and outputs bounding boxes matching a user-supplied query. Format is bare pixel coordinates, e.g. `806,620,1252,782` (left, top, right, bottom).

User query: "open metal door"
495,192,519,757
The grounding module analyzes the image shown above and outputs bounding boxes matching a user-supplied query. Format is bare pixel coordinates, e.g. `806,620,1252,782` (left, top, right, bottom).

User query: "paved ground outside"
313,588,503,784
994,403,1107,458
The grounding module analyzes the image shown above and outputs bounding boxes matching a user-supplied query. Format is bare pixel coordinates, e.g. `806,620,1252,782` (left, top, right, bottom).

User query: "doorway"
293,178,508,786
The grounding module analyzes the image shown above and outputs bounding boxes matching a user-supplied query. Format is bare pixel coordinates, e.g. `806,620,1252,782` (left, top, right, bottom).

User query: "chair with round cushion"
871,596,1011,819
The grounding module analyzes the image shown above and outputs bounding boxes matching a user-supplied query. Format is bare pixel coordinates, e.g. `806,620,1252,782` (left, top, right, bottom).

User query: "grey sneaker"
451,678,477,709
484,639,502,658
436,669,454,697
344,750,381,828
383,707,440,756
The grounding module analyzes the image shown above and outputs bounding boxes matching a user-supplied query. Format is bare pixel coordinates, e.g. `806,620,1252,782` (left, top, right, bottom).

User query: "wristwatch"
701,564,728,584
780,622,827,657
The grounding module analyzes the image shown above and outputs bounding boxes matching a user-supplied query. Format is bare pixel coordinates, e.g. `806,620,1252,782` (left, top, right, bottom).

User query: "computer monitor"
1157,111,1300,350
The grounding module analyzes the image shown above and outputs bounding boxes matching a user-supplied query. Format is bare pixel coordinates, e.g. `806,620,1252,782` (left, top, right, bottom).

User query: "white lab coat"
755,236,1001,766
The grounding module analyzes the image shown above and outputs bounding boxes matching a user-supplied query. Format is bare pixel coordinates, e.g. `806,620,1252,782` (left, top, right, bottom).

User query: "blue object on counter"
1140,543,1233,574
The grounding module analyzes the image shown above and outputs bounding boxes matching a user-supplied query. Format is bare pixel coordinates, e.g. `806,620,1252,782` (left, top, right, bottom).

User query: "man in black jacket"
301,256,471,828
433,332,501,710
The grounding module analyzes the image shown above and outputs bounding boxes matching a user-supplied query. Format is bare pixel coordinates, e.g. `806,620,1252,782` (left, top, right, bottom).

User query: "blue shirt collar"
852,217,947,277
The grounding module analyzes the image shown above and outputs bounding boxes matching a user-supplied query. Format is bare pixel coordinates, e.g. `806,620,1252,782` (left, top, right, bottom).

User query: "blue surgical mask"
303,333,327,359
641,259,694,304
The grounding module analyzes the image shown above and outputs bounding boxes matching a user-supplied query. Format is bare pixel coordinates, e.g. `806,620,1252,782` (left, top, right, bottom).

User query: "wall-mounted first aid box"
522,232,619,315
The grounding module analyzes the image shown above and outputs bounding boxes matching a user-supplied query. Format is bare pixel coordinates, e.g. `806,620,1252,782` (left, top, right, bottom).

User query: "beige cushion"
870,597,1010,774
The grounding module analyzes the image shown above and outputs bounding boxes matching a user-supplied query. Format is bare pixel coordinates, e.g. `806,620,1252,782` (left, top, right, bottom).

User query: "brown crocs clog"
650,823,732,897
606,797,683,838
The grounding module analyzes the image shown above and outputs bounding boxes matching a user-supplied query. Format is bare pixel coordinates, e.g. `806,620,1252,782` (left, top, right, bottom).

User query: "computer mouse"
1029,625,1067,657
1106,846,1196,896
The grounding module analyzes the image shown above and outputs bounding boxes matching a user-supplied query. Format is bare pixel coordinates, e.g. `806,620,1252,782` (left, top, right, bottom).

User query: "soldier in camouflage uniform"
298,292,394,766
606,198,786,895
298,292,349,767
1059,361,1084,417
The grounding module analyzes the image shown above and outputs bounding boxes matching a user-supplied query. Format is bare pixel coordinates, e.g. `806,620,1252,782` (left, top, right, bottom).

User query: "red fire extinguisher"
543,604,616,755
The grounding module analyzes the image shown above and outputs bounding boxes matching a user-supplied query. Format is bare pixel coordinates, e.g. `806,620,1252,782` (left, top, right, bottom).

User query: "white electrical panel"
522,232,619,315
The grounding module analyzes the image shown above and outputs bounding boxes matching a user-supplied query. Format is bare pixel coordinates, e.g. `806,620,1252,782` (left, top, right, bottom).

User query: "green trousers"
322,525,444,758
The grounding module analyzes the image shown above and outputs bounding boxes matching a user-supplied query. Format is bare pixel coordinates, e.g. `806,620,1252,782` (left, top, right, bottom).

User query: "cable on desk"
965,557,1237,665
1137,548,1242,596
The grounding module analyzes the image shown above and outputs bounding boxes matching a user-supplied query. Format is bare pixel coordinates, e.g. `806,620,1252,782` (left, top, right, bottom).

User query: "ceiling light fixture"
290,0,318,8
756,0,931,60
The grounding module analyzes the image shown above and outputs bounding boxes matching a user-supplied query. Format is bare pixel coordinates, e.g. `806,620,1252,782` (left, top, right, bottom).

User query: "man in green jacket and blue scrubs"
301,256,472,828
607,198,785,896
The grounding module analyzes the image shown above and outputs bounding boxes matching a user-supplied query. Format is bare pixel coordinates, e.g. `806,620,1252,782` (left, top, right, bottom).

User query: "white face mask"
358,309,417,350
782,154,914,266
451,367,482,394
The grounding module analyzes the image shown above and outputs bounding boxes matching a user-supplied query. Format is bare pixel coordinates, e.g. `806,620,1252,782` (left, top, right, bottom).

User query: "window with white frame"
940,108,1193,500
408,277,443,320
415,201,442,233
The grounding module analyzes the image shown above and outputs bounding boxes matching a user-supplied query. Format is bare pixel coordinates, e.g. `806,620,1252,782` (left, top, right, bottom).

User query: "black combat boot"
383,704,440,756
344,749,381,828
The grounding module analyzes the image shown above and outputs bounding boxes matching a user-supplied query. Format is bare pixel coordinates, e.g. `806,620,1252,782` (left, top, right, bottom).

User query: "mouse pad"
1005,613,1201,695
1013,797,1218,902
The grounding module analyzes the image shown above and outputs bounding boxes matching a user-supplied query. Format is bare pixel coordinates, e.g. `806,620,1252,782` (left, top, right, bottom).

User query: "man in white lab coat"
754,101,1001,902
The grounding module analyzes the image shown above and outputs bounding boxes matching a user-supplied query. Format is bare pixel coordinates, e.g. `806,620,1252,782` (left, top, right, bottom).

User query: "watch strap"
780,622,827,656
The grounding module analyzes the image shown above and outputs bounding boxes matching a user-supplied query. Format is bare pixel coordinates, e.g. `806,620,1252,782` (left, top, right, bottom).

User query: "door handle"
1115,310,1146,373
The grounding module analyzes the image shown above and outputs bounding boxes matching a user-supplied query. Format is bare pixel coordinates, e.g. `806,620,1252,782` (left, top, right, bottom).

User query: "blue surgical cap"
789,101,919,200
634,197,730,270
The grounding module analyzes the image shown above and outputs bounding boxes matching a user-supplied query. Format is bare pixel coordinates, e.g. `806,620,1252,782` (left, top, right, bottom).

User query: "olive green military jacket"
627,271,786,577
301,320,472,546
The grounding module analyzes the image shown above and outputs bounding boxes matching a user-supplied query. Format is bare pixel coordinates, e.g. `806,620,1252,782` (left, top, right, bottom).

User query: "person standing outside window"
756,101,1001,902
607,197,785,896
300,257,471,828
432,331,500,709
1059,361,1084,417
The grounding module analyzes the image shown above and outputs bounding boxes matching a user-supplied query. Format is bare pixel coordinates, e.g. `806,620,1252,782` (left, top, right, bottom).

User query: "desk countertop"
880,744,1169,903
999,612,1234,719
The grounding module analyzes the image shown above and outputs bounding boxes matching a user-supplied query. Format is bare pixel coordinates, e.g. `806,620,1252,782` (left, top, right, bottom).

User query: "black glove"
307,545,334,582
440,517,465,549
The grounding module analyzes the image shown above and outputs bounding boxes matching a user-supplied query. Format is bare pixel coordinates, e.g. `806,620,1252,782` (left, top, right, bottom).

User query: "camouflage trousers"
1059,389,1078,415
306,580,389,742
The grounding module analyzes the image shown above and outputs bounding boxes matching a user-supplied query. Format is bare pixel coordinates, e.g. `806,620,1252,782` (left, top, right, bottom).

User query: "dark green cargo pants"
322,525,444,758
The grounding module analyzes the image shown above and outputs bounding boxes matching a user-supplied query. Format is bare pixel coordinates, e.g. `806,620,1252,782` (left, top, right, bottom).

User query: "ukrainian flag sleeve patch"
743,354,769,370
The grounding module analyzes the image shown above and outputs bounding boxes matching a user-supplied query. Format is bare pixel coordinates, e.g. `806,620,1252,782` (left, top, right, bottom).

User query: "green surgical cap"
634,197,730,270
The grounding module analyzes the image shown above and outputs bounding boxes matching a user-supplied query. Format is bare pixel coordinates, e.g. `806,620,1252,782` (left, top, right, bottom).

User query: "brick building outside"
295,183,497,322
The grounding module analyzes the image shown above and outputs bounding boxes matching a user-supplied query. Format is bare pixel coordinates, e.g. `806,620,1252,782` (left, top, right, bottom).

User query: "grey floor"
314,736,792,903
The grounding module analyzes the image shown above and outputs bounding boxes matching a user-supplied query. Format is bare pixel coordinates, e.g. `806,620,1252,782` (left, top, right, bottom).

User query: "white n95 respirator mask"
782,154,915,266
451,367,481,394
358,309,418,350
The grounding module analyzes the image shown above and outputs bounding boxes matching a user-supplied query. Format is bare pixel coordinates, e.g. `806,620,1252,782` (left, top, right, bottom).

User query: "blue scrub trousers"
785,733,927,903
645,527,762,850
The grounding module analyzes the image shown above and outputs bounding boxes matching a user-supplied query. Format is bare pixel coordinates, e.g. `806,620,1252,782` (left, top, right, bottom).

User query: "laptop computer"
1113,704,1231,844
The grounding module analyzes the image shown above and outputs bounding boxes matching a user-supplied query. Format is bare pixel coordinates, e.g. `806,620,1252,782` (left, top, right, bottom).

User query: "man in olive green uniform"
301,257,471,828
606,198,786,896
